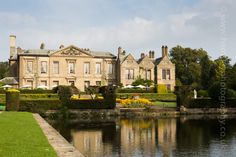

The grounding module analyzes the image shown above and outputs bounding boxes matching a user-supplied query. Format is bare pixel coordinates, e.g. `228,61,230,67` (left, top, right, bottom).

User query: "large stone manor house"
7,35,175,91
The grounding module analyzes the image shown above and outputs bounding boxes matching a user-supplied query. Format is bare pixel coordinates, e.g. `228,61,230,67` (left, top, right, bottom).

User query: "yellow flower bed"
118,98,153,108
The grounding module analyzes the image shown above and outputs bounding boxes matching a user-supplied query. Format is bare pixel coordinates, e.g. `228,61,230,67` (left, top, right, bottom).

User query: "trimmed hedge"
117,88,155,93
184,98,236,108
157,84,168,93
0,90,5,94
20,90,54,94
116,93,176,102
69,99,115,109
6,89,20,111
19,99,62,112
20,94,59,99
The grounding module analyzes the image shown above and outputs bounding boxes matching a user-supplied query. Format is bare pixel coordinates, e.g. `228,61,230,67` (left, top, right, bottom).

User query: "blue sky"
0,0,235,63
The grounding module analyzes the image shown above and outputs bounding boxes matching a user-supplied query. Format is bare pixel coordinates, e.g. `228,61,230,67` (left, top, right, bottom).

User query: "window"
69,81,75,86
146,70,151,80
84,81,90,90
53,61,59,74
53,81,59,87
95,63,101,74
166,84,171,91
26,61,33,74
68,62,75,74
167,69,171,80
96,81,101,86
40,80,47,86
162,69,171,80
41,61,47,74
26,80,33,89
162,69,166,80
84,62,90,74
125,69,134,79
108,63,113,74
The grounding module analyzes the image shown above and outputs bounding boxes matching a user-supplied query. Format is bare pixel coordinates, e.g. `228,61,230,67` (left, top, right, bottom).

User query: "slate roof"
0,77,18,85
17,47,115,58
154,57,163,65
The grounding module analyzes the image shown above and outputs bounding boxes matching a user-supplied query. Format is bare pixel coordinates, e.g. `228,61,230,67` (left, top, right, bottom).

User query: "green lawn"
153,101,177,108
0,112,58,157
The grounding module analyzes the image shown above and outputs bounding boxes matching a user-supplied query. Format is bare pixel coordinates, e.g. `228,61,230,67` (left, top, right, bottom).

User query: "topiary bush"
198,90,209,98
157,84,168,93
6,89,20,111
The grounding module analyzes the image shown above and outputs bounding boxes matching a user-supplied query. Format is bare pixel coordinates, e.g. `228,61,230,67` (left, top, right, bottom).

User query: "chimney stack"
10,35,16,58
162,45,168,57
118,46,123,54
162,46,165,58
152,51,155,58
164,46,168,56
40,43,45,49
59,44,64,49
141,53,145,58
149,51,152,58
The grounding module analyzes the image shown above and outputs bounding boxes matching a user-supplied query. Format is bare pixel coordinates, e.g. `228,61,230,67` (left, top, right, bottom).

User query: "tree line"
170,45,236,92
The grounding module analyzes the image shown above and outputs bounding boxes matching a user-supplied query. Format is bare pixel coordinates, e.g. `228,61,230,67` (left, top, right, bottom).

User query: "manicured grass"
153,101,177,108
0,112,58,157
0,94,5,103
0,105,5,111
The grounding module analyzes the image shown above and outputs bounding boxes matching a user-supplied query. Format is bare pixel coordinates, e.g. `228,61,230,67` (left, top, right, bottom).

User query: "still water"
48,115,236,157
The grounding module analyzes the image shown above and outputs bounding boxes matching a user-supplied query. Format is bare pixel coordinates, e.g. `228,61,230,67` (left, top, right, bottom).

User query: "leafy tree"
0,62,9,79
132,76,154,87
200,55,214,89
170,45,207,87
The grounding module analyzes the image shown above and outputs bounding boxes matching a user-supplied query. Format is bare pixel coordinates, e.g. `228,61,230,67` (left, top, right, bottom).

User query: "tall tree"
170,45,207,87
200,55,214,89
0,62,9,79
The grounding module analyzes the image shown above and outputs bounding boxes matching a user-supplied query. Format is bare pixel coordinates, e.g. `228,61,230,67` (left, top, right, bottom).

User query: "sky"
0,0,235,63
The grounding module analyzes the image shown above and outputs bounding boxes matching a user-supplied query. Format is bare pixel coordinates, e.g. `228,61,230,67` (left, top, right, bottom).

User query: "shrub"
69,99,115,109
6,89,20,111
20,89,54,94
198,90,209,98
57,85,74,106
116,88,155,93
157,84,168,93
19,99,62,112
186,98,236,108
117,93,176,102
227,89,236,98
208,82,221,101
20,94,59,99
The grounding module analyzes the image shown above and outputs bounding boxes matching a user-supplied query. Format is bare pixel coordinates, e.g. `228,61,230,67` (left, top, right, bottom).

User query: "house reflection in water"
120,119,157,156
69,118,177,157
157,119,177,157
71,130,113,157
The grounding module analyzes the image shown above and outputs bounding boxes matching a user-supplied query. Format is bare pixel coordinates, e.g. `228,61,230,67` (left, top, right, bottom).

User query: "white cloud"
0,0,235,64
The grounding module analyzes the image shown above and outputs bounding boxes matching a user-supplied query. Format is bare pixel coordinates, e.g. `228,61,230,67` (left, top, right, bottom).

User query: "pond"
47,115,236,157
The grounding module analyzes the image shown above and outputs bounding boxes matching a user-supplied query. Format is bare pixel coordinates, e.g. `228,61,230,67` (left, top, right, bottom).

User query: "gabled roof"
154,57,163,65
120,53,137,64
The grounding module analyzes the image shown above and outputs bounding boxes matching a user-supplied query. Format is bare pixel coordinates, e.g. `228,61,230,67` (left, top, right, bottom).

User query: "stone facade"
8,35,175,91
116,46,175,91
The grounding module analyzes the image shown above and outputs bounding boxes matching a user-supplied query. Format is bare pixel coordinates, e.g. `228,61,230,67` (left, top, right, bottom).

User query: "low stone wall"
180,106,236,114
34,114,84,157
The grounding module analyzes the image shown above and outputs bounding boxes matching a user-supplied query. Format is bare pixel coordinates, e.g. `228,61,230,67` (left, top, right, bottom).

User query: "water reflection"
48,116,236,157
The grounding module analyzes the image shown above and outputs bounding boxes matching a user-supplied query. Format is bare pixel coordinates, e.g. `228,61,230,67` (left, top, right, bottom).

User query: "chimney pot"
10,35,16,58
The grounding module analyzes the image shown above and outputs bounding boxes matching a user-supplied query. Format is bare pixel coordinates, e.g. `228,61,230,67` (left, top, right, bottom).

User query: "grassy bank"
0,112,57,157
